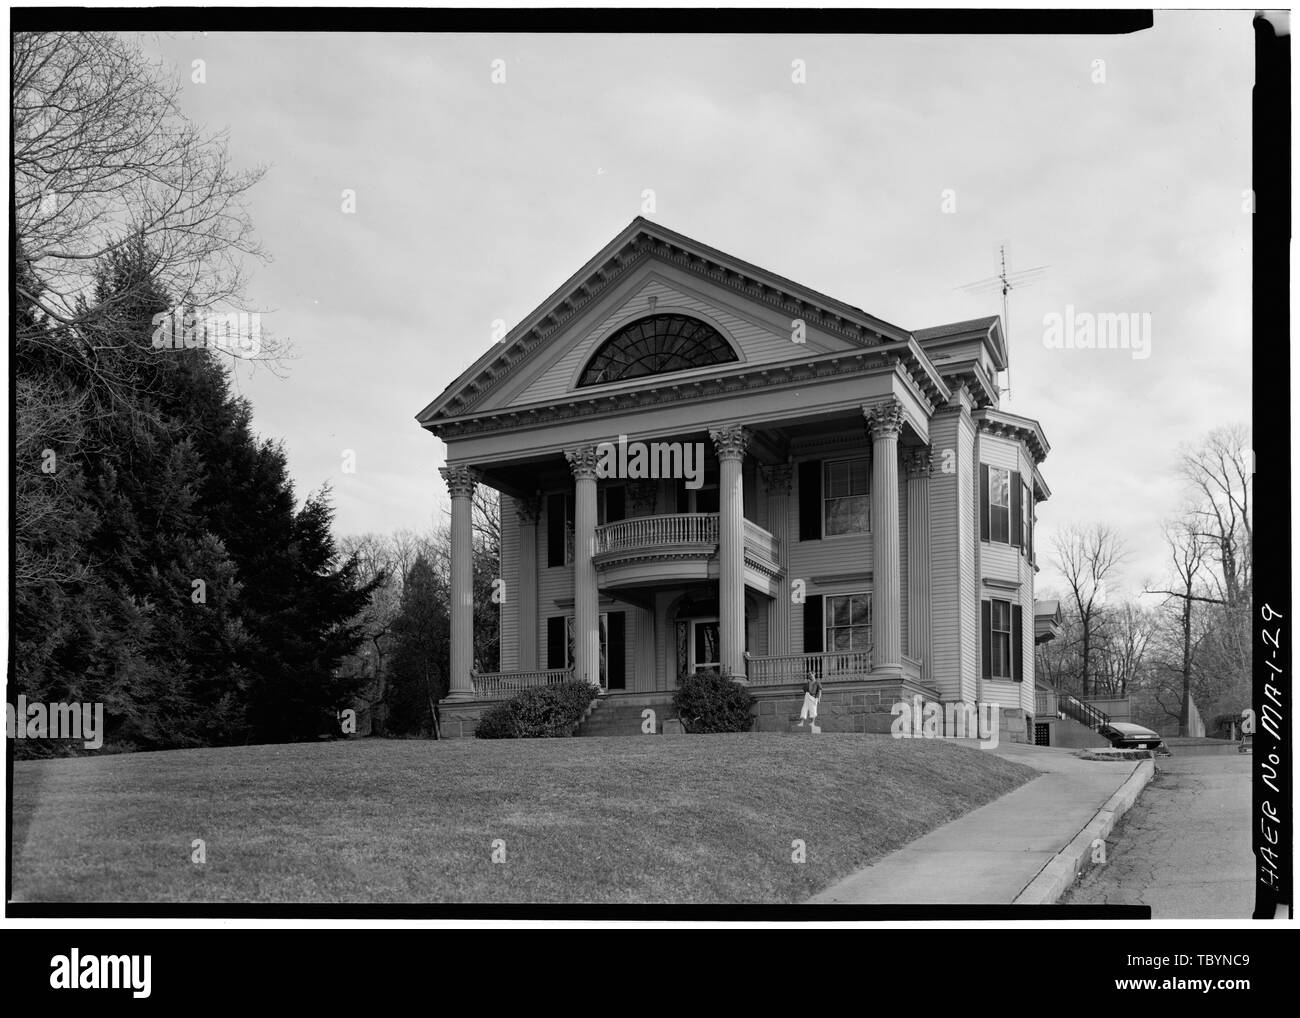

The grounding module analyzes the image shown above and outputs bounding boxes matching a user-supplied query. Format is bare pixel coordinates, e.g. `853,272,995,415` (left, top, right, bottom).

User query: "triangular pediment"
417,218,913,427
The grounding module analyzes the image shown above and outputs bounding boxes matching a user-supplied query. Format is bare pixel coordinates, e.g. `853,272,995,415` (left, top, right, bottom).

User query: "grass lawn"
11,734,1035,904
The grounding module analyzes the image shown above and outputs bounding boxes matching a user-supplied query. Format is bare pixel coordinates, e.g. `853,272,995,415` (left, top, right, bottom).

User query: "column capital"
863,398,906,441
904,449,933,480
515,492,543,525
564,445,600,480
759,462,794,495
708,423,750,462
439,464,478,498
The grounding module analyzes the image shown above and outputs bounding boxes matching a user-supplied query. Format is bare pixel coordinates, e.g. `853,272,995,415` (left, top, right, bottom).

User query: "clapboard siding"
927,411,965,701
655,591,673,689
977,432,1038,712
499,495,519,672
749,595,770,658
959,415,977,702
786,442,875,595
538,485,573,670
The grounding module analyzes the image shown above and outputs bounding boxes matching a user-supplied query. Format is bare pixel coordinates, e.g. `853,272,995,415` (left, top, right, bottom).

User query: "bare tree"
1178,425,1252,699
1179,424,1251,606
14,32,269,343
1144,517,1219,736
1051,523,1129,697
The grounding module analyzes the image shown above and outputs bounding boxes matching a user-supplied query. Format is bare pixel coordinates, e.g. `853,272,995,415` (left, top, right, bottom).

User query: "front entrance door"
691,618,720,675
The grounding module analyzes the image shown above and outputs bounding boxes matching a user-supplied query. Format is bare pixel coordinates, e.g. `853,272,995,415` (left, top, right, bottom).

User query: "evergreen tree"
387,554,449,735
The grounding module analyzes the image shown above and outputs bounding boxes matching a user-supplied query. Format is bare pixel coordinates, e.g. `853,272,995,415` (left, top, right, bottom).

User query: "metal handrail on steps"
1057,690,1111,731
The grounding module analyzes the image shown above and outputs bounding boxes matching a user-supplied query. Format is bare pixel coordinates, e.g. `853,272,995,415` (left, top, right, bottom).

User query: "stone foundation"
749,678,937,734
434,687,1031,742
436,701,492,739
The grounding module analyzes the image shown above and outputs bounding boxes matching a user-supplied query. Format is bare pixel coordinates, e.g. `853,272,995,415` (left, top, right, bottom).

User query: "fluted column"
865,400,904,677
710,425,749,681
760,463,793,656
440,464,478,701
905,450,932,685
516,494,542,671
565,446,601,688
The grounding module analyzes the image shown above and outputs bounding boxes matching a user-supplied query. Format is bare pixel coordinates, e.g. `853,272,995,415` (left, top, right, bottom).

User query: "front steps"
576,694,677,737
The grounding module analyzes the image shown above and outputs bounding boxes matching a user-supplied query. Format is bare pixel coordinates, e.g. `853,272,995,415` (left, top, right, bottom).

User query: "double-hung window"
823,457,870,536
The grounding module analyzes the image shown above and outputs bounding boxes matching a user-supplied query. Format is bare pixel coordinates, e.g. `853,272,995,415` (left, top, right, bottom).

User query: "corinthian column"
759,463,793,656
565,446,601,688
905,450,933,685
709,424,749,682
865,399,904,677
516,494,542,671
440,464,478,701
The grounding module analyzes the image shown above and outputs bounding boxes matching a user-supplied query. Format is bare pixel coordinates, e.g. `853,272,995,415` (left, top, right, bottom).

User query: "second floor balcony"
592,512,781,595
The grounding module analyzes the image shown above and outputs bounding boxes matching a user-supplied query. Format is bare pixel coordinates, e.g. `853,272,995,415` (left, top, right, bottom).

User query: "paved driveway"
1063,752,1253,918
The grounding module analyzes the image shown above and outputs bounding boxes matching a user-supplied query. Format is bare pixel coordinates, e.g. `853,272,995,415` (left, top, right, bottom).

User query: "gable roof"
416,217,926,427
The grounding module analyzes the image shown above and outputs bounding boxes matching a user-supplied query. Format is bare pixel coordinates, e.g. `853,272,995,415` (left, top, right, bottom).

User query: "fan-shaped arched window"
577,314,738,387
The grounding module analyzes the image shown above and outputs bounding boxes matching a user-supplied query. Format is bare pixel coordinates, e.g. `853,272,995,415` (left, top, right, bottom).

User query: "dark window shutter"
1010,470,1022,547
607,612,626,689
606,486,626,523
546,493,566,567
546,616,566,670
798,460,822,541
1012,604,1024,682
981,600,992,682
803,594,823,653
676,483,689,514
979,464,990,542
1027,490,1035,563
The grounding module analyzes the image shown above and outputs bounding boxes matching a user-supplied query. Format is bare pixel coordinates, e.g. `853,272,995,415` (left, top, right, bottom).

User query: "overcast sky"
139,12,1253,600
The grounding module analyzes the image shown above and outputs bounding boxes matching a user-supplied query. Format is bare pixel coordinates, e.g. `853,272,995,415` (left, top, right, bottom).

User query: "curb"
1011,758,1156,905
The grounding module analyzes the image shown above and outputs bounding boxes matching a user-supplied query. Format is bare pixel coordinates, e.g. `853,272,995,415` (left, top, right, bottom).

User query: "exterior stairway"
575,694,676,736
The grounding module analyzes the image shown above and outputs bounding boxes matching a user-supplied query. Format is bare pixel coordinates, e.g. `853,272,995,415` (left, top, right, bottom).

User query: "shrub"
474,681,599,739
673,669,757,733
473,701,519,739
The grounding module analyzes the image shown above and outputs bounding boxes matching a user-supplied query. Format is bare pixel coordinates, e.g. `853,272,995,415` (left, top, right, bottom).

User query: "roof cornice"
426,344,937,441
972,406,1051,465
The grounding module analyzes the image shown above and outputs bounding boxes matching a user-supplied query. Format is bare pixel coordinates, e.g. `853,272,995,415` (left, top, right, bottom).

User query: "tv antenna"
956,244,1049,401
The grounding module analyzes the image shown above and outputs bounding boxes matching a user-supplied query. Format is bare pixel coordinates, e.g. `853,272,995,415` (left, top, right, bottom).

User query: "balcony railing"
594,513,718,556
744,650,872,686
472,668,573,701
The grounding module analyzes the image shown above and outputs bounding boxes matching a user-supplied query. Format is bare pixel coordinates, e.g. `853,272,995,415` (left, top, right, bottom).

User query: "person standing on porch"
798,673,823,727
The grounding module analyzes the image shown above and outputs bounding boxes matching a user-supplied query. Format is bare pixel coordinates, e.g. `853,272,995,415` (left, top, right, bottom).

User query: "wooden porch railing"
744,650,872,686
594,513,719,555
472,668,573,701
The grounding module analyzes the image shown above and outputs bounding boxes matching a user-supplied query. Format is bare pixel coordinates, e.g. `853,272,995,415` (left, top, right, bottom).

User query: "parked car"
1099,722,1168,753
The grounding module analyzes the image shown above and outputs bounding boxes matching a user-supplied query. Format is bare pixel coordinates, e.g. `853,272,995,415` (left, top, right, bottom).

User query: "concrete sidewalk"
809,741,1151,904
